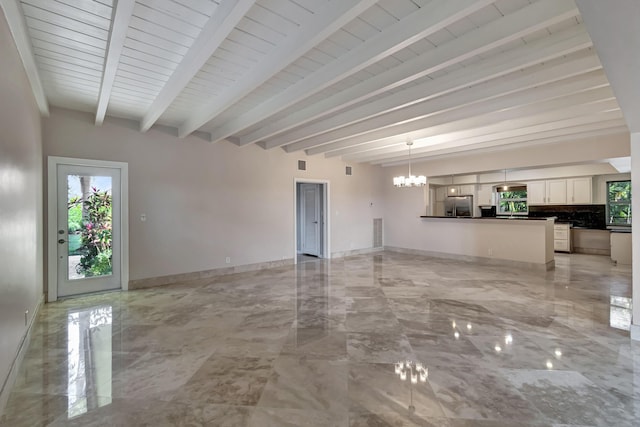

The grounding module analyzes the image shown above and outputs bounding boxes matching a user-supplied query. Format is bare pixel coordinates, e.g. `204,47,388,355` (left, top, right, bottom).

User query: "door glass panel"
67,175,113,280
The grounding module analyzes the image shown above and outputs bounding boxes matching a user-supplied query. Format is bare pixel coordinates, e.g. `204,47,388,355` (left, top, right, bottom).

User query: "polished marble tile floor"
1,252,639,426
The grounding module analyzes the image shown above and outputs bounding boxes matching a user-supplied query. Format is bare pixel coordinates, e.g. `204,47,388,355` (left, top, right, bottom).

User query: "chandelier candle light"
393,141,426,187
394,360,428,412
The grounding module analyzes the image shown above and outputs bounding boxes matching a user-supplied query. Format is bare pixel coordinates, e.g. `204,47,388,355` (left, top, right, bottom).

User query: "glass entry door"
56,164,121,297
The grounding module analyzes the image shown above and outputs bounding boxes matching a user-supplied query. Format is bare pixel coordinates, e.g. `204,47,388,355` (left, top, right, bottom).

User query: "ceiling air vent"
298,160,306,171
346,166,352,175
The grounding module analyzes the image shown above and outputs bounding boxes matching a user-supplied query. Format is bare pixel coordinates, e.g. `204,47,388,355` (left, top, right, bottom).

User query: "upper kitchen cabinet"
447,185,475,197
476,184,495,206
527,178,592,205
567,177,592,204
435,186,447,202
527,180,567,205
527,181,546,205
546,180,567,204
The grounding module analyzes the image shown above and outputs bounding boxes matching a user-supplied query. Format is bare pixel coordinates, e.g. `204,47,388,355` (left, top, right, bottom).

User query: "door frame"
294,178,329,263
47,157,129,302
299,182,321,256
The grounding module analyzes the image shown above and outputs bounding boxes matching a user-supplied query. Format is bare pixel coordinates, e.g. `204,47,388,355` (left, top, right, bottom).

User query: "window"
497,185,527,215
606,180,631,226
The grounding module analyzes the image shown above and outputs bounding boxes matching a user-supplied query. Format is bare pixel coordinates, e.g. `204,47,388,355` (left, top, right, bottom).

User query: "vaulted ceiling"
3,0,628,166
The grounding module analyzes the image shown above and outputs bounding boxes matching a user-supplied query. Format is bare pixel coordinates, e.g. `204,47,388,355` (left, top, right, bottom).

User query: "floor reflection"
294,259,330,344
610,296,632,331
67,305,113,418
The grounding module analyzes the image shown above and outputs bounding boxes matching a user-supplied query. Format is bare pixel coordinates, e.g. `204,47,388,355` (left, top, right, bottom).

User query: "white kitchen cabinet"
610,232,632,265
553,223,571,252
567,177,592,204
446,185,460,196
435,186,447,202
460,185,475,196
476,184,494,206
546,180,567,204
447,185,474,196
527,181,546,205
527,180,567,205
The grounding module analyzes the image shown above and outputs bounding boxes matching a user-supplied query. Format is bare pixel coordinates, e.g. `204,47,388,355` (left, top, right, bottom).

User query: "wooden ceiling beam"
178,0,379,138
209,0,495,145
292,54,602,155
303,73,612,156
378,124,629,167
350,114,626,164
139,0,256,132
334,101,620,162
95,0,136,125
258,0,580,150
0,0,49,115
262,26,592,149
318,89,619,157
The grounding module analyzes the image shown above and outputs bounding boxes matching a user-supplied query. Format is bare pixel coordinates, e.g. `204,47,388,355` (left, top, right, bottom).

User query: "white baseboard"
0,294,44,417
129,258,295,290
384,246,554,271
331,247,383,259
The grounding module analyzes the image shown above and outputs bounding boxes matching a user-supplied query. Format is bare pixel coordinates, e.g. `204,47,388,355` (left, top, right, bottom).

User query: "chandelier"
393,141,426,187
394,360,428,412
395,360,428,383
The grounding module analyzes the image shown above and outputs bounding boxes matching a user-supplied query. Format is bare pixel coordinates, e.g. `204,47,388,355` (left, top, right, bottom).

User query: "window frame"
496,186,528,216
606,180,631,227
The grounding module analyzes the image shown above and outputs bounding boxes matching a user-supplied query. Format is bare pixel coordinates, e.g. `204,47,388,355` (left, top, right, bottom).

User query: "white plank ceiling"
9,0,627,165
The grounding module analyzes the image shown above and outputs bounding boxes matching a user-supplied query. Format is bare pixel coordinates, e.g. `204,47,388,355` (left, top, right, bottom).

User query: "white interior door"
56,164,122,297
301,183,321,256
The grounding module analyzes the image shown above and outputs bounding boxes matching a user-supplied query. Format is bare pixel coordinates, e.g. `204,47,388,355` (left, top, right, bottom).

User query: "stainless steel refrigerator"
445,196,473,217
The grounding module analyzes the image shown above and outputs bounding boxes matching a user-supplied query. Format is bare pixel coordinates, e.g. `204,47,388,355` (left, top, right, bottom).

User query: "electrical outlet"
225,257,231,264
140,214,147,222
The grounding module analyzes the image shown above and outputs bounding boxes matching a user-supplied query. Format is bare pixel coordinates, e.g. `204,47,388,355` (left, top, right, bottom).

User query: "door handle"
58,239,66,244
312,221,318,224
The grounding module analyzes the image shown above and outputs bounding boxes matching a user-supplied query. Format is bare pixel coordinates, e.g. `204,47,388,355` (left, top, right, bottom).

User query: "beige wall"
0,9,43,398
43,108,384,281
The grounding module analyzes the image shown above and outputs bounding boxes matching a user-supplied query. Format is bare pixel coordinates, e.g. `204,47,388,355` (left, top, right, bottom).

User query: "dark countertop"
608,227,632,233
420,216,553,221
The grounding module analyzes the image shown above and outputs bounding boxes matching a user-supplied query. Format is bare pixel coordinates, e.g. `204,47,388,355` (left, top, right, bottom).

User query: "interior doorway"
47,157,129,301
295,180,329,262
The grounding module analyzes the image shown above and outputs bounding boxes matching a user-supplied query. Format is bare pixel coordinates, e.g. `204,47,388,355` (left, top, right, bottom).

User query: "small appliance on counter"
479,206,496,217
445,196,473,217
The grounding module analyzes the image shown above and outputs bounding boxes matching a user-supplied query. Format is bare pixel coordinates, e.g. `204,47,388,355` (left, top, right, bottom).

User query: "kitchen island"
386,216,555,270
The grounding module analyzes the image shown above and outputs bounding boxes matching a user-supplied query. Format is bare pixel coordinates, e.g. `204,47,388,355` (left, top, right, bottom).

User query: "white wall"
43,109,384,281
0,8,43,401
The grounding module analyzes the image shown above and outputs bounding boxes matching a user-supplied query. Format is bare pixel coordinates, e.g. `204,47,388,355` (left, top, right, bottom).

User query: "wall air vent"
298,160,306,171
373,218,383,248
346,166,352,176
